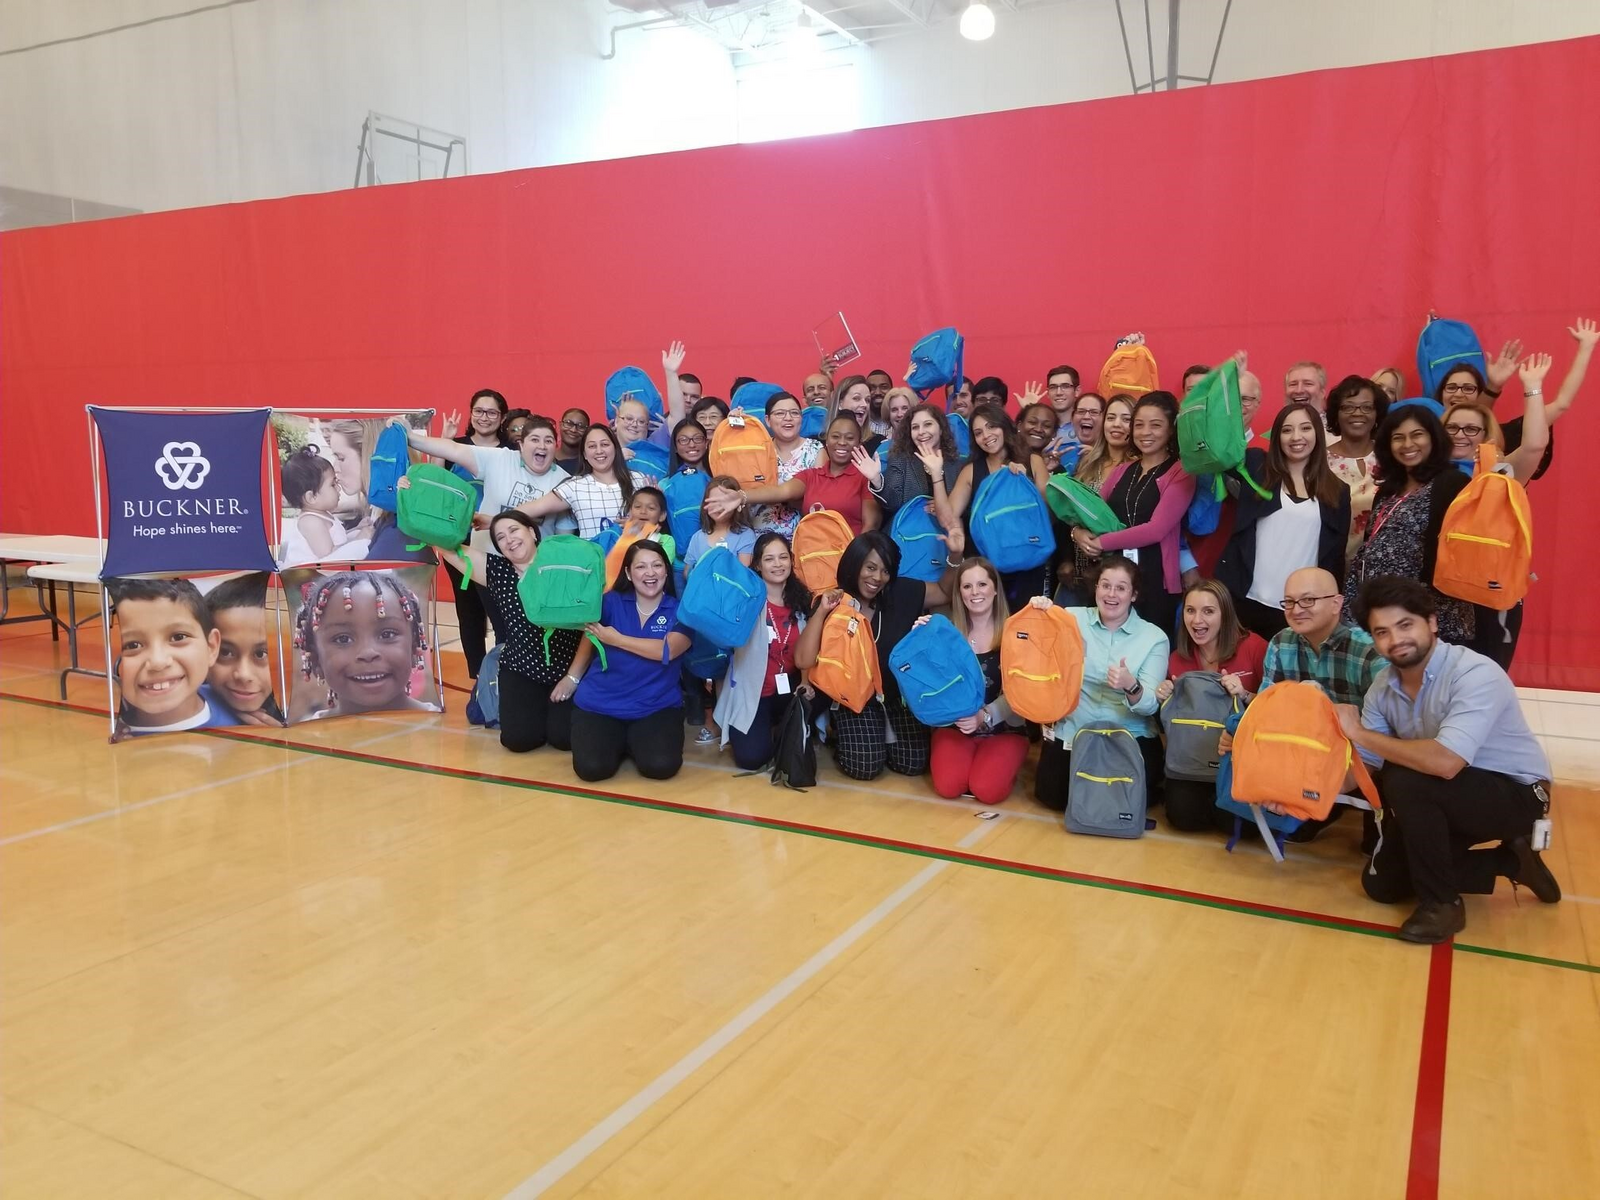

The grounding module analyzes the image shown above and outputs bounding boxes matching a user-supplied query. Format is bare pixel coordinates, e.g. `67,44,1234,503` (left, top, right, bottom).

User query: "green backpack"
1046,473,1125,535
1177,359,1269,499
397,463,477,550
517,535,607,666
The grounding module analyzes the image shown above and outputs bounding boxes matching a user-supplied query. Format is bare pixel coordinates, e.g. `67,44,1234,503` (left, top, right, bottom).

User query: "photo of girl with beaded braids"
284,567,440,722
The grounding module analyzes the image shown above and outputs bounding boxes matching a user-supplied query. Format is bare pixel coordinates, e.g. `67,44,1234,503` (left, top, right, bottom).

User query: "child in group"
204,573,286,727
108,577,238,738
602,486,678,564
683,475,756,572
280,446,372,564
292,571,437,719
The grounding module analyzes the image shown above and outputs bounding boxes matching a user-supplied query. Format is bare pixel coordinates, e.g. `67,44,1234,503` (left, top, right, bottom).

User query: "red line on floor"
1406,942,1454,1200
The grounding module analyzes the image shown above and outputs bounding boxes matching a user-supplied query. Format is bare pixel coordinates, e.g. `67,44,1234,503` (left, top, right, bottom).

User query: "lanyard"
1366,487,1422,544
768,603,795,664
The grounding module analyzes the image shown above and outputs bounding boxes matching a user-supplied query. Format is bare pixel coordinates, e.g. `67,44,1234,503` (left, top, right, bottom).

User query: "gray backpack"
1065,723,1147,839
1159,672,1234,781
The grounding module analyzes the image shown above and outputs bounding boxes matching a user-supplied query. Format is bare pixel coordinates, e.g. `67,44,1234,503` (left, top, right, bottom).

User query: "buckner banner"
93,407,277,577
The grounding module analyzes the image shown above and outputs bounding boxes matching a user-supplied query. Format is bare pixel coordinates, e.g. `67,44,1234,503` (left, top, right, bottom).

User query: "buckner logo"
155,441,211,490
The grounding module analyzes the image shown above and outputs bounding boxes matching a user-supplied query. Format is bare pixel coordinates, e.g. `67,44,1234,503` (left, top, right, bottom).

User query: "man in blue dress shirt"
1341,576,1559,944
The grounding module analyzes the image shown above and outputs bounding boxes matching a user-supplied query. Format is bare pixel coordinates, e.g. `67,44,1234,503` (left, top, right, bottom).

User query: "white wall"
1,0,1596,222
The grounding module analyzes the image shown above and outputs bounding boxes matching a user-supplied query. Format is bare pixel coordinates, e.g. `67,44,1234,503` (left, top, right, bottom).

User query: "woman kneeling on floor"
555,540,691,782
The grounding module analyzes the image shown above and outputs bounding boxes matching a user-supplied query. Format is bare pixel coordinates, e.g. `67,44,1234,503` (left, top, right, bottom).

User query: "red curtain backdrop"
3,36,1597,688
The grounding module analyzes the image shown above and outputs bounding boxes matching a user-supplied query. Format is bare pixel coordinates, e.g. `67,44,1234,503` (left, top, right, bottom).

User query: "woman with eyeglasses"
746,390,822,538
1324,376,1389,564
1342,405,1474,644
556,408,590,472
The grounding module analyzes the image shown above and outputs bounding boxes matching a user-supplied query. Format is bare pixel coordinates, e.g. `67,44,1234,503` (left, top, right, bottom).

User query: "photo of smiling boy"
108,577,239,739
203,573,286,727
289,569,439,721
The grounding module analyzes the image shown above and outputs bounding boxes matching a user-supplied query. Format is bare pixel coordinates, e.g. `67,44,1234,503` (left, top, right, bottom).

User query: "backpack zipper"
1075,772,1135,785
1170,718,1225,730
1007,669,1060,683
1254,732,1329,752
412,476,470,503
1445,532,1511,548
984,502,1035,520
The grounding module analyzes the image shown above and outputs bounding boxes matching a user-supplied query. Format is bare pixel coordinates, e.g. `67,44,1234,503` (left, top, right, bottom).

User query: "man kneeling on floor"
1342,575,1559,944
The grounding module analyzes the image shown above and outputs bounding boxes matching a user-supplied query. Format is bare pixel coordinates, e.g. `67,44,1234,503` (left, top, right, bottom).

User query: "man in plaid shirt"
1261,567,1384,704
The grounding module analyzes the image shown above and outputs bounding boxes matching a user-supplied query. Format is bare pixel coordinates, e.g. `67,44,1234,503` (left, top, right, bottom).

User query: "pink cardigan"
1098,460,1197,593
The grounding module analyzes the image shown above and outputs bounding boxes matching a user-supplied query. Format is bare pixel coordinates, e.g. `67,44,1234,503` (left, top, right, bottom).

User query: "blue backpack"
624,439,669,480
732,381,784,415
890,498,947,582
661,469,708,558
1185,476,1223,536
800,406,828,440
1416,316,1485,398
1213,707,1304,854
605,366,664,423
907,327,963,397
678,544,764,650
684,630,730,681
466,645,502,728
366,423,411,512
969,468,1053,573
886,614,985,727
947,412,971,458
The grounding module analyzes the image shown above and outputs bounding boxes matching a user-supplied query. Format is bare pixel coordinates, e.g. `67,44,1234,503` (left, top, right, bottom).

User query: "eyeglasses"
561,419,589,429
1279,594,1339,612
1442,383,1480,397
1047,383,1077,393
1240,394,1262,405
1446,424,1485,439
471,407,501,417
1340,404,1376,416
768,408,802,419
675,434,706,447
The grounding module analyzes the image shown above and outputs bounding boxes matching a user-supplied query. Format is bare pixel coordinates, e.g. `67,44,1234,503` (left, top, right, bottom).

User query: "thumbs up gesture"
1107,656,1136,692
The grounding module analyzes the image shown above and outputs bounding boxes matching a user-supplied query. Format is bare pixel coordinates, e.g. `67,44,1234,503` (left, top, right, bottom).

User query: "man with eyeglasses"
1219,567,1385,843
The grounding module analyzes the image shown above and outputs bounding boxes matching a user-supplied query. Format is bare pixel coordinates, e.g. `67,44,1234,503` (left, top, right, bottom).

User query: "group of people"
408,322,1591,944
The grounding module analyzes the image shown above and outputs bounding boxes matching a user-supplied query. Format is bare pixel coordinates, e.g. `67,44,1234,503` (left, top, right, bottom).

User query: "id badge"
1124,547,1140,567
775,673,792,696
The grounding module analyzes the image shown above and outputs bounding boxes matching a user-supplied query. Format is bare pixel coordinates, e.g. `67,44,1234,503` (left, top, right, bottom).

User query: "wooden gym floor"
0,593,1596,1198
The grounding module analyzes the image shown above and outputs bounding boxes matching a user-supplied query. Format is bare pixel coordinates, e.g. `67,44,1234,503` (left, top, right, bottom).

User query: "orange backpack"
1099,343,1159,399
1230,681,1380,821
709,413,780,491
811,598,882,713
792,507,853,592
603,519,659,589
1434,444,1533,611
1000,604,1085,724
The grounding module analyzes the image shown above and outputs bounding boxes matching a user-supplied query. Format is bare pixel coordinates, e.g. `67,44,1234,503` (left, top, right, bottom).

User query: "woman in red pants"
927,558,1030,805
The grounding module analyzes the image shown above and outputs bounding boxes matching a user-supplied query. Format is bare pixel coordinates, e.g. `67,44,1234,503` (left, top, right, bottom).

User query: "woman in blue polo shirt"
554,540,692,782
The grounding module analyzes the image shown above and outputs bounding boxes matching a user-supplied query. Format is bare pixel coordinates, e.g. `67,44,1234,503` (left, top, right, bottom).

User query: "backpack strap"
1235,460,1272,501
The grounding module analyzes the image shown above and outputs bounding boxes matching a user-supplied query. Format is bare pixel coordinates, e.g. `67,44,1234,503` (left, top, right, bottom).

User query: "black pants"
1034,735,1165,812
1235,596,1289,641
831,696,929,780
1470,603,1523,670
1363,763,1543,905
729,692,795,771
497,668,572,754
1133,589,1180,642
1164,776,1231,834
444,560,490,678
571,704,686,782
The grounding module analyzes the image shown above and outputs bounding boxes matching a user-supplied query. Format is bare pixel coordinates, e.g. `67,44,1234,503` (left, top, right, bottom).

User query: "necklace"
1123,458,1165,523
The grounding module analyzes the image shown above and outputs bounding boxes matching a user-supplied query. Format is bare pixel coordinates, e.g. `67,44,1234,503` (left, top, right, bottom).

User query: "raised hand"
662,340,686,374
1518,352,1553,390
915,447,944,479
1487,339,1524,389
1016,380,1045,408
939,525,966,560
850,445,882,485
1569,317,1598,349
441,410,462,439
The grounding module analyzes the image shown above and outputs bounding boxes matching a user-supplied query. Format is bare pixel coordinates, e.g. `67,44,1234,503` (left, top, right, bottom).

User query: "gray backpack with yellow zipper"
1159,671,1234,781
1065,723,1147,839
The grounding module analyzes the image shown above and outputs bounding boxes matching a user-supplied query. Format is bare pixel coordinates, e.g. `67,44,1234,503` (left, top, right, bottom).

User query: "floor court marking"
1406,943,1454,1200
2,691,1596,976
501,819,1001,1199
0,723,420,847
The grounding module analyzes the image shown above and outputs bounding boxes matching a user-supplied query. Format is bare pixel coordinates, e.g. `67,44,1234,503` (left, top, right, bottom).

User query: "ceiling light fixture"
959,2,995,42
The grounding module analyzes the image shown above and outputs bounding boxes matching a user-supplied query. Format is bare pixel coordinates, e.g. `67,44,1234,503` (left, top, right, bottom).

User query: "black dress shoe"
1398,900,1466,944
1507,836,1562,904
